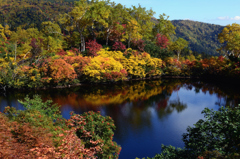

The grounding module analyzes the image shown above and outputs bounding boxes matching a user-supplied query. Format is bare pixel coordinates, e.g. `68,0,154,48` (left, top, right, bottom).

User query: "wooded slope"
171,20,224,55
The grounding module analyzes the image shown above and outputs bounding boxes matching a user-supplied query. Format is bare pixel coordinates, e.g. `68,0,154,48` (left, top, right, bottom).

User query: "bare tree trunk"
106,27,113,46
128,34,131,48
177,51,180,61
106,31,110,46
80,33,85,52
77,24,86,52
88,25,96,41
14,43,17,62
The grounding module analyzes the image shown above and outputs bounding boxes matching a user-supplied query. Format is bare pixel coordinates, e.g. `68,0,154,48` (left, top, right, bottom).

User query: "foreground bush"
68,111,121,159
0,95,121,158
143,105,240,159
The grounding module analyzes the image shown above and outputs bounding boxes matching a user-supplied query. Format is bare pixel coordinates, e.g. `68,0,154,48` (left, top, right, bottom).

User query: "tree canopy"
218,23,240,57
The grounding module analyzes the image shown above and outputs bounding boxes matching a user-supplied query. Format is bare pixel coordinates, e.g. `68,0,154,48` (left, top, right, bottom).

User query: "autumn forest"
0,0,240,90
1,0,240,158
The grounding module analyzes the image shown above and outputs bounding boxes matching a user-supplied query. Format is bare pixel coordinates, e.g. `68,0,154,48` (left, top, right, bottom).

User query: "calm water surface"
0,79,240,159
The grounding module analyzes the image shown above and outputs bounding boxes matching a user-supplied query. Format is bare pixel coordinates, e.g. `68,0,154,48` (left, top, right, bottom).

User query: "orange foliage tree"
41,58,77,84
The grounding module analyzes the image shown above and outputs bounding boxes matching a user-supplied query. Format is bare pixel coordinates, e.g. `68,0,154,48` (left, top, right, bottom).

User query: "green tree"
0,24,11,41
129,4,155,41
40,21,63,52
104,2,128,46
59,0,91,52
60,0,110,52
86,0,111,41
123,18,142,48
170,38,188,61
152,13,176,41
10,27,45,64
10,27,32,62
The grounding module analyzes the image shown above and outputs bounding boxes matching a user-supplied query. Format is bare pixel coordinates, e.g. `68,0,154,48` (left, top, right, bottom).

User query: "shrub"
182,106,240,157
68,111,121,159
144,40,173,59
132,39,145,52
41,58,77,84
20,66,43,88
0,113,58,158
18,95,62,121
112,41,126,51
86,39,102,57
63,55,91,78
1,95,120,158
82,56,127,82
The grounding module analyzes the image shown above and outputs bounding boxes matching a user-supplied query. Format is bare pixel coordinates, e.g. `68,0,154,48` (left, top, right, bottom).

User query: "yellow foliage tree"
82,56,127,82
123,19,142,48
0,24,11,41
97,49,163,79
218,23,240,57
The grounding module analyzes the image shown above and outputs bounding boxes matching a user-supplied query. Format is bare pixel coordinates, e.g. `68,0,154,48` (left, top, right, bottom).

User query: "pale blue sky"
112,0,240,26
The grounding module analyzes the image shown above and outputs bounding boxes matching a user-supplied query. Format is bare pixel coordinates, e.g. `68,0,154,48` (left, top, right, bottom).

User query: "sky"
112,0,240,26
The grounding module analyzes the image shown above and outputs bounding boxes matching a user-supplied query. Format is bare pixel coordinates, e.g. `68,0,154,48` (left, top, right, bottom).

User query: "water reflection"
0,79,240,158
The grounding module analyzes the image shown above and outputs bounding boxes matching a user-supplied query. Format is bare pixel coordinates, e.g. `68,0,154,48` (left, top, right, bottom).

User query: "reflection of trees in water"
180,80,240,107
1,79,240,117
169,97,187,113
106,88,188,140
1,78,240,143
0,91,28,112
156,94,187,120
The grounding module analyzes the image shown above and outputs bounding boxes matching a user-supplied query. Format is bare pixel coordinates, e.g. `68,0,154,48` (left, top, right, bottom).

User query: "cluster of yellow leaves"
97,49,163,78
21,67,41,82
82,56,127,81
0,58,9,69
121,52,162,78
123,19,142,41
66,50,76,57
97,49,125,60
0,58,26,86
218,23,240,56
0,24,11,41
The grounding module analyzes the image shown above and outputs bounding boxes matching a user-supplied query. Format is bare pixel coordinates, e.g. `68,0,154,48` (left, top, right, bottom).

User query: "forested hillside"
171,20,224,55
0,0,225,56
0,0,73,30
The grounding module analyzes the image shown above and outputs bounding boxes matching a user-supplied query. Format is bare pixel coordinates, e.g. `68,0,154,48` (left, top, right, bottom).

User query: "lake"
0,79,239,158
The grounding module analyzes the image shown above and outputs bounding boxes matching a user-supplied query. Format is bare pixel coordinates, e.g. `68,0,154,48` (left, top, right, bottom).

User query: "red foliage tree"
108,24,125,43
86,40,102,57
56,49,67,56
0,112,102,158
112,41,126,51
156,33,170,49
0,113,56,158
132,39,145,52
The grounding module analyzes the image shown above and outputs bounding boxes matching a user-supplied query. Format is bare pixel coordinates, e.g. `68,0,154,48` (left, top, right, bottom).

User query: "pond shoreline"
1,74,240,91
0,75,189,91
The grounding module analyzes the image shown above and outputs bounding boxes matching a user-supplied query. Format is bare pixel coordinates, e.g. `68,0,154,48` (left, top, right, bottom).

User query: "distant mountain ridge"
171,20,224,55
